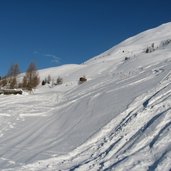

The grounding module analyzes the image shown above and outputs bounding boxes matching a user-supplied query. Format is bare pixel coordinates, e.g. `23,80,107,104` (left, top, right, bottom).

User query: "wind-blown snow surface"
1,23,171,171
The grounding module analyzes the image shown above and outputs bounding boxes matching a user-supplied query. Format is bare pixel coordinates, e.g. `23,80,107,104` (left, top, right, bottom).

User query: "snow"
0,22,171,170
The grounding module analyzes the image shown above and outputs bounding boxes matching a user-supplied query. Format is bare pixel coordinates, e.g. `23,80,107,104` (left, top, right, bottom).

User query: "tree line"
0,62,40,91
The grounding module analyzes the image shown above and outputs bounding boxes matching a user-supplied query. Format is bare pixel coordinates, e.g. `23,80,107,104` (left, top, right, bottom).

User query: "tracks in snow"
7,70,171,171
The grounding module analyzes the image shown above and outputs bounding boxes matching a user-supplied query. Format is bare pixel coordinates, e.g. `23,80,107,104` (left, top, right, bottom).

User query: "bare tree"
8,64,20,89
22,62,40,90
22,76,27,88
0,77,7,87
9,77,17,89
8,64,20,77
56,76,63,85
47,75,51,84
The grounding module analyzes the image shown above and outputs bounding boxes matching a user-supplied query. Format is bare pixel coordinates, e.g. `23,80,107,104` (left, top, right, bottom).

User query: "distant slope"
0,22,171,171
86,22,171,64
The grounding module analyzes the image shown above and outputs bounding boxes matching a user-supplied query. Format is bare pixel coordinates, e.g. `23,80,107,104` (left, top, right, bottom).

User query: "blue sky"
0,0,171,75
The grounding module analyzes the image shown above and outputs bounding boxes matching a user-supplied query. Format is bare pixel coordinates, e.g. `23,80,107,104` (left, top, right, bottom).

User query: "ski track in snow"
6,76,171,171
0,22,171,171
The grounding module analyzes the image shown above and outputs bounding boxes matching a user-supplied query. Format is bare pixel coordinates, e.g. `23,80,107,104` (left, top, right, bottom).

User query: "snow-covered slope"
0,22,171,171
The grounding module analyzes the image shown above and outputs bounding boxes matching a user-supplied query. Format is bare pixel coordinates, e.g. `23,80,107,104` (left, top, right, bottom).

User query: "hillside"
0,22,171,171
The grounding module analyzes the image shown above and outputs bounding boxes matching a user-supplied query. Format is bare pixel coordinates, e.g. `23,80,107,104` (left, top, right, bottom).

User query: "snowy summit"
0,22,171,171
